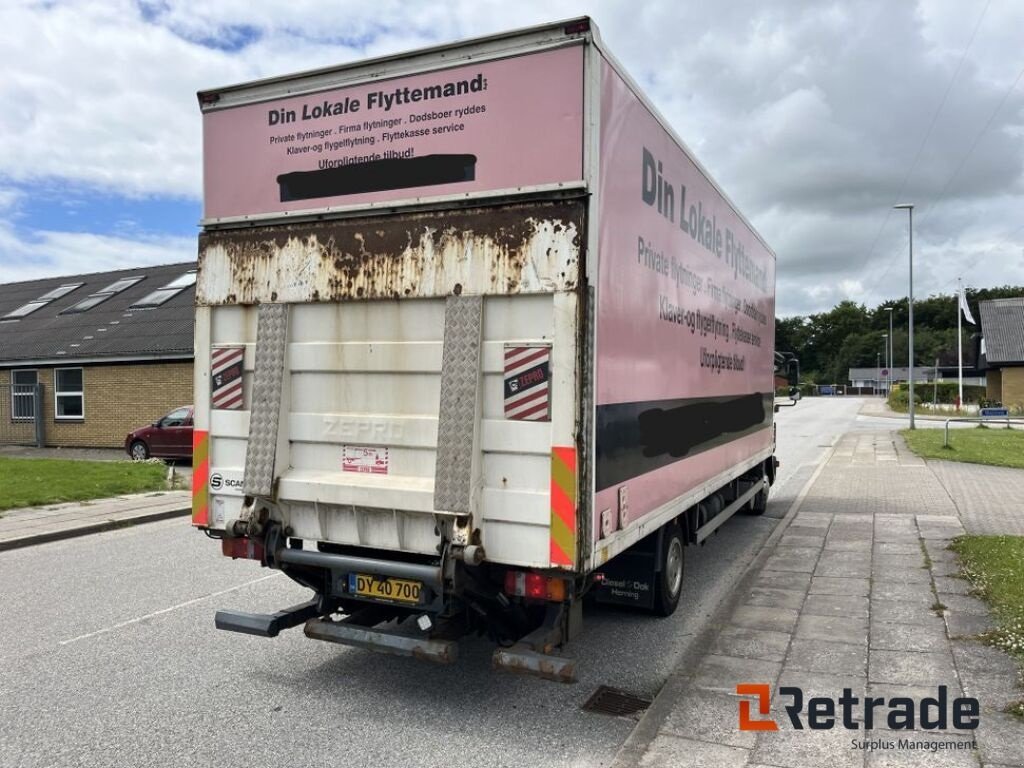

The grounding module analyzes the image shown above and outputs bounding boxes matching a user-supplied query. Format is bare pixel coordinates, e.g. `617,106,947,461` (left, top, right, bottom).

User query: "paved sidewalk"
0,491,191,550
615,431,1024,768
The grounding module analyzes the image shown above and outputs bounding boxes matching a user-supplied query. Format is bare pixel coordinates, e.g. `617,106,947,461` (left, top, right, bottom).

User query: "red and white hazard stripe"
504,346,549,379
505,382,550,420
212,347,243,376
211,347,244,410
504,345,551,422
212,381,243,409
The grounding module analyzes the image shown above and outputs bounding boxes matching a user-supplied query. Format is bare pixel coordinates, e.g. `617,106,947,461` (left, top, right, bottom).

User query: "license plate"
348,573,423,605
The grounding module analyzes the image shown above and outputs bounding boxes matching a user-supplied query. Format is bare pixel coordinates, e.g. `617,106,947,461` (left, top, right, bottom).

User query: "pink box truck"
194,17,779,681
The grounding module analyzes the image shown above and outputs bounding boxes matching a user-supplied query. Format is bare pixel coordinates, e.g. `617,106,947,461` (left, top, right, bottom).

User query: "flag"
959,285,976,325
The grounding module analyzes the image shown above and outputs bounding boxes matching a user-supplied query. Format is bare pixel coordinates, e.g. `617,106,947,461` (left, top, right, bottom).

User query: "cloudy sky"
0,0,1021,315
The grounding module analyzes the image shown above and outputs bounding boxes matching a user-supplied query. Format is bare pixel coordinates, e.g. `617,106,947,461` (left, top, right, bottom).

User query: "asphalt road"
0,397,898,768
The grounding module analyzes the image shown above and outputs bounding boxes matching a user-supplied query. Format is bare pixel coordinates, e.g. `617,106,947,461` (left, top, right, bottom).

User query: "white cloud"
0,0,1020,313
0,223,194,284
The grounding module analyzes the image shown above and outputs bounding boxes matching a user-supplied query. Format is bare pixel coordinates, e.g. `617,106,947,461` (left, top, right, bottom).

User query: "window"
130,270,196,309
38,283,84,301
11,370,37,421
54,368,84,420
2,283,84,320
61,277,143,314
161,407,191,427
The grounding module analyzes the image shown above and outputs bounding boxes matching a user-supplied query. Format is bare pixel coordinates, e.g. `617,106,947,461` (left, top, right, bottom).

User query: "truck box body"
195,18,776,668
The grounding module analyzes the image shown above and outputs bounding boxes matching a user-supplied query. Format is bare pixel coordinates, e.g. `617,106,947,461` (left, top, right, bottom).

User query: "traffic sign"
981,407,1009,417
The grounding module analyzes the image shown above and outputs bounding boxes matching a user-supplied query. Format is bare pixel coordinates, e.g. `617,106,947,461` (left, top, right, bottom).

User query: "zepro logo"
737,684,980,731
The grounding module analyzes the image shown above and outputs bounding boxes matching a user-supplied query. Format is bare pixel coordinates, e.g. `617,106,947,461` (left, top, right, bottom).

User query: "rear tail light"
222,537,265,561
503,570,568,602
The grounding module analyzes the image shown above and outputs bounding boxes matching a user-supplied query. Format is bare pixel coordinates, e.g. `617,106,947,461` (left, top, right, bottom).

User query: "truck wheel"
748,484,768,516
653,522,685,616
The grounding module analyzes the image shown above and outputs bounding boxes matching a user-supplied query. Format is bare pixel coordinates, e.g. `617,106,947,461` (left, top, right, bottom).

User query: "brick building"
979,297,1024,408
0,262,195,449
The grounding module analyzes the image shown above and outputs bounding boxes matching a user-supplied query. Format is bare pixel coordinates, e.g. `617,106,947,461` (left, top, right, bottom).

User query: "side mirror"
789,388,801,402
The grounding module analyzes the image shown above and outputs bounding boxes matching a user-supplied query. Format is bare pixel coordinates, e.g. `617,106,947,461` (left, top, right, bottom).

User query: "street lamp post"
876,352,881,396
882,333,889,395
894,204,915,429
883,306,894,394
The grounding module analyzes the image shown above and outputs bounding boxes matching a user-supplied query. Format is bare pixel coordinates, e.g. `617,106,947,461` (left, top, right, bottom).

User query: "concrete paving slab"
659,686,758,749
973,711,1024,766
731,605,800,633
945,611,996,638
958,671,1024,713
825,538,874,552
874,542,922,555
691,655,782,694
816,560,872,578
755,570,813,591
874,553,927,569
870,600,945,627
933,577,972,596
638,734,751,768
870,621,949,653
803,594,869,619
872,567,932,584
939,595,990,616
746,587,806,610
869,650,957,686
764,554,817,573
711,626,792,663
871,581,935,604
795,614,869,645
929,561,963,577
810,576,871,597
779,534,827,548
951,642,1021,679
785,638,867,676
751,722,866,768
864,733,979,767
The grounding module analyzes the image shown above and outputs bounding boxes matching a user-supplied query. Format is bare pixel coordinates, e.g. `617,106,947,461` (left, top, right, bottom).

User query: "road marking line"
59,572,282,646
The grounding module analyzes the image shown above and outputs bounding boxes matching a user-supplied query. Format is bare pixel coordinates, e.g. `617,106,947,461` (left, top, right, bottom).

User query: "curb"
609,442,837,768
0,506,191,552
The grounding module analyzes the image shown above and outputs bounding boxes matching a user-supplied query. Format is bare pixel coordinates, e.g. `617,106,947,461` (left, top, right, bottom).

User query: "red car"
125,405,194,460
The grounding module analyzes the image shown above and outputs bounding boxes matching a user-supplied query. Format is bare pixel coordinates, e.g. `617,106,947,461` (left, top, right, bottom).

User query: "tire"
748,484,768,515
130,440,150,461
653,522,685,617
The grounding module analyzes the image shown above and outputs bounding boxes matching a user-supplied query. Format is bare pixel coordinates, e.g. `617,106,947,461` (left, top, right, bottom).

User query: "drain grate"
582,685,652,717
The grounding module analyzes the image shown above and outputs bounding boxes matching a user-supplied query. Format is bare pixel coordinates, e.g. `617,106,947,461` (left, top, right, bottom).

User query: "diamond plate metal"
433,295,483,514
243,303,289,497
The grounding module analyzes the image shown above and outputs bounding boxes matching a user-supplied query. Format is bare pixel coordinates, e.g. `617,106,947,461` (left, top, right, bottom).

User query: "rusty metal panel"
243,303,289,497
433,295,483,514
196,199,583,305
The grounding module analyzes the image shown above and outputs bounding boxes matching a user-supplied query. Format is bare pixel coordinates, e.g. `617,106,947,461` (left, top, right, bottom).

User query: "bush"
888,385,921,412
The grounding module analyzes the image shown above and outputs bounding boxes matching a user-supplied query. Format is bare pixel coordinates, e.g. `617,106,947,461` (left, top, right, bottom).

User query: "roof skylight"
2,283,84,320
130,270,196,309
61,277,144,315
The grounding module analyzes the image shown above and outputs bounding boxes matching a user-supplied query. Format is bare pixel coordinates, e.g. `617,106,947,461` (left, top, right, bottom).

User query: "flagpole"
957,277,963,410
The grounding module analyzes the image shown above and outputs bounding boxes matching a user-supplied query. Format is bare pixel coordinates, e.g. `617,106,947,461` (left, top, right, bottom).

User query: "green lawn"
900,427,1024,469
0,457,169,511
951,535,1024,717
